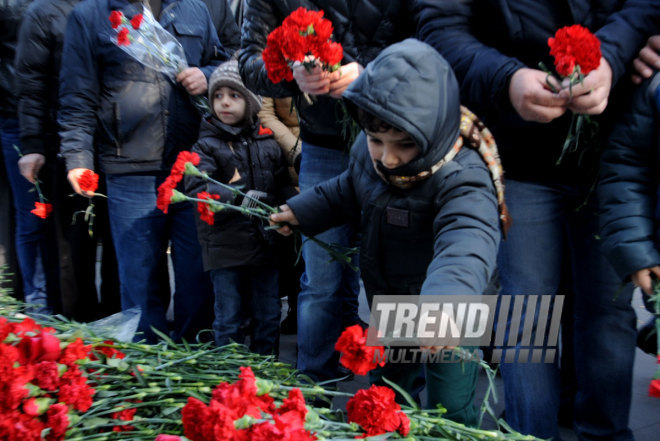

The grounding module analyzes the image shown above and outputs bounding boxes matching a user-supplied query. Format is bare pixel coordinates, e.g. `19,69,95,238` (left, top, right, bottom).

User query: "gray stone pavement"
278,288,660,440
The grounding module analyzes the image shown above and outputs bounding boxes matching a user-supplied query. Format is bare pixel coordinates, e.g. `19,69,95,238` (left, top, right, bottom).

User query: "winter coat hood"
343,38,461,175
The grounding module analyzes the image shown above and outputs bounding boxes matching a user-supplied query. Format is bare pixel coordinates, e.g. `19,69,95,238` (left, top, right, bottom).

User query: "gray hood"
343,38,461,174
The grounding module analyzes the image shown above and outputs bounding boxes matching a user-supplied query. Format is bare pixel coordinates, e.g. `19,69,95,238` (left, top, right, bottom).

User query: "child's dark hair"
356,108,397,133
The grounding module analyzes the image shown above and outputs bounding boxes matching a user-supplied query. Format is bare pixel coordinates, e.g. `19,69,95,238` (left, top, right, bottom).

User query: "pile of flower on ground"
0,292,541,441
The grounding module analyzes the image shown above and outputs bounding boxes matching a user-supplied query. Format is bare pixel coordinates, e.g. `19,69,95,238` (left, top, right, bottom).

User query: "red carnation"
196,192,220,226
155,436,182,441
157,176,178,213
650,378,660,398
347,385,410,438
78,170,99,193
109,10,123,29
58,365,95,412
181,397,212,441
34,361,60,390
117,27,130,46
112,405,137,432
335,324,385,375
59,337,92,366
46,403,70,441
130,13,143,30
548,24,601,77
172,150,201,177
318,41,343,67
92,340,126,360
31,201,53,219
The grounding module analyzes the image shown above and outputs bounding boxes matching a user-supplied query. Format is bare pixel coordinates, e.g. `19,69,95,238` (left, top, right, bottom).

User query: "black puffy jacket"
185,117,298,270
15,0,80,157
59,0,228,175
238,0,414,150
287,39,500,298
415,0,660,183
0,0,33,117
598,73,660,280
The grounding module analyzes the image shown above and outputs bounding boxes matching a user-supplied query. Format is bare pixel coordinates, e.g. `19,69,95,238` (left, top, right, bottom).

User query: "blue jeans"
297,142,361,381
1,117,56,314
498,180,636,441
105,174,213,343
210,265,280,355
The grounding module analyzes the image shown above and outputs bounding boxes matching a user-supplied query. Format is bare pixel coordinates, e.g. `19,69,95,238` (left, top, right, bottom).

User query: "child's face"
213,86,247,126
366,128,420,169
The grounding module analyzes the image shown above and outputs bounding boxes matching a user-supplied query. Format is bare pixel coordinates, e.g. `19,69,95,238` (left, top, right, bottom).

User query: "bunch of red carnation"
335,324,385,375
347,384,410,438
109,10,144,46
262,7,343,84
179,366,316,441
0,317,98,440
157,151,201,214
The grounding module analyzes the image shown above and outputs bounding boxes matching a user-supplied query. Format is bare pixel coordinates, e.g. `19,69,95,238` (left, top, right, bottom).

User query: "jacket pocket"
171,22,204,65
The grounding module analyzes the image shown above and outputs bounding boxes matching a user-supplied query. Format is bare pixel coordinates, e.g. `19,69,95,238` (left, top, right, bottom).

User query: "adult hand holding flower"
327,61,364,98
509,67,568,123
176,67,208,96
18,153,45,184
67,168,95,198
292,58,331,95
561,57,612,115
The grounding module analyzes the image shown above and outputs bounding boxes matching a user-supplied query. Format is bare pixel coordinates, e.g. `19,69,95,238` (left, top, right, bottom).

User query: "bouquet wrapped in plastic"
109,6,209,113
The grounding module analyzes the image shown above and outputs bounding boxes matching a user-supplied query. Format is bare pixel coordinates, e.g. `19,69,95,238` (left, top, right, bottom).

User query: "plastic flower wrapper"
108,7,209,114
13,145,53,219
541,24,601,165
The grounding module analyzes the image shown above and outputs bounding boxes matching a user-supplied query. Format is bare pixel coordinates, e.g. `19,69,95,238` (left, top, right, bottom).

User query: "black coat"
238,0,414,150
415,0,660,183
200,0,241,54
0,0,33,117
59,0,228,175
15,0,80,157
598,73,660,280
287,39,500,298
185,117,298,270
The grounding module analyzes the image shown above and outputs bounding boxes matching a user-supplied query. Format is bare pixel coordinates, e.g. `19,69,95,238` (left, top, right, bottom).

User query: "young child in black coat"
185,59,297,354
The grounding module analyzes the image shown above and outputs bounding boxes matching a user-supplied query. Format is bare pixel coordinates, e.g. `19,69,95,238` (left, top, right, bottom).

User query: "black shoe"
637,319,657,356
280,313,297,335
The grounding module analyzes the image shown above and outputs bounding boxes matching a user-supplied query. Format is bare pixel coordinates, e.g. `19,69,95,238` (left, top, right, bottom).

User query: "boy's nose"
381,149,400,168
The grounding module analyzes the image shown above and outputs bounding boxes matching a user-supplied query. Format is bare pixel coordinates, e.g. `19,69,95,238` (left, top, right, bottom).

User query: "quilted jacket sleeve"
598,74,660,280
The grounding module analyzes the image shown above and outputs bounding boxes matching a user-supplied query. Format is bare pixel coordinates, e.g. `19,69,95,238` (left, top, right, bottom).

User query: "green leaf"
382,376,420,410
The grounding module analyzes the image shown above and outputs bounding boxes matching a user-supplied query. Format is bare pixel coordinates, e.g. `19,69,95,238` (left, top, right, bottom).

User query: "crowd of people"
1,0,660,440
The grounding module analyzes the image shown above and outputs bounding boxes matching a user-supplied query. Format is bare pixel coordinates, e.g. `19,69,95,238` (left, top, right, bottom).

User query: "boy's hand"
632,266,660,295
292,58,331,95
509,68,569,123
18,153,45,184
67,167,95,198
327,62,364,98
632,35,660,84
269,204,299,236
177,67,208,95
559,57,612,115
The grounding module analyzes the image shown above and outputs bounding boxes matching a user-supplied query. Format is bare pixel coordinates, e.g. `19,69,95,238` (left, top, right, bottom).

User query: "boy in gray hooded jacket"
271,39,503,424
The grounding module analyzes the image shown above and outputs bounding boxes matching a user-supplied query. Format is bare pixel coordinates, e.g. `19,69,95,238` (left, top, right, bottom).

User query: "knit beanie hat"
208,59,262,123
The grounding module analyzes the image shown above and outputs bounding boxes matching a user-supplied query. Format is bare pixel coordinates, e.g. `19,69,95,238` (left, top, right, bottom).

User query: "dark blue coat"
59,0,228,175
287,39,500,297
598,73,660,280
415,0,660,183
